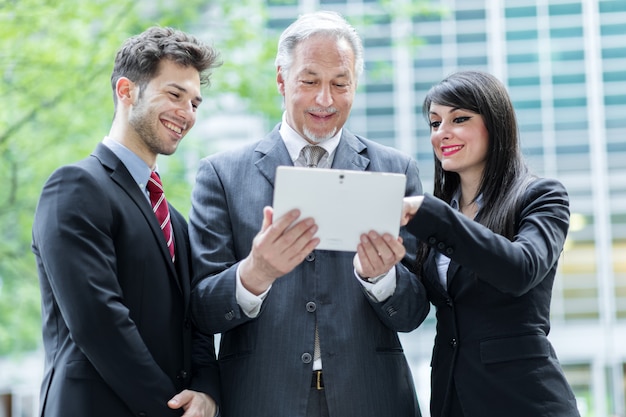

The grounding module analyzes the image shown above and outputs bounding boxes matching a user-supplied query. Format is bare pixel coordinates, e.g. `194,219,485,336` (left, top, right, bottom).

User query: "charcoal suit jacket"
189,125,430,417
32,143,219,417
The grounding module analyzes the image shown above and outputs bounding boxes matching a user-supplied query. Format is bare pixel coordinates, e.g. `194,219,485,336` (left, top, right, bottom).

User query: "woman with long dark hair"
402,70,580,417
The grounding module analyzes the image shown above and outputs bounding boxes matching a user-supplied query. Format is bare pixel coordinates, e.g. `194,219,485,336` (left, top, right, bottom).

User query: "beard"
302,106,339,143
128,97,175,156
303,125,337,144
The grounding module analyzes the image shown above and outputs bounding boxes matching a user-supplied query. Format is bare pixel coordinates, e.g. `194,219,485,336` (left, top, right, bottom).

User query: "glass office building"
262,1,626,416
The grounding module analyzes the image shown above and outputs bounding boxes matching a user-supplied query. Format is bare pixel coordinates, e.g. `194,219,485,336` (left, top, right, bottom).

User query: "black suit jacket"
32,143,219,417
406,178,580,417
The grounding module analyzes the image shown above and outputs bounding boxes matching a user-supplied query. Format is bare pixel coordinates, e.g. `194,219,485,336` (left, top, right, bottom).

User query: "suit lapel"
91,143,180,283
446,260,461,291
423,250,449,302
170,211,188,297
254,126,372,183
254,126,294,187
330,130,369,171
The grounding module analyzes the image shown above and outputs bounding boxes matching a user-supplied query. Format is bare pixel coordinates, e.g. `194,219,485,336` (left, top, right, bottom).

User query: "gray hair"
275,11,364,80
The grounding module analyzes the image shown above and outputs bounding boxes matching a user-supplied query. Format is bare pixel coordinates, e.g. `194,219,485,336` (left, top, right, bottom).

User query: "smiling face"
124,59,202,163
277,34,356,144
428,103,490,183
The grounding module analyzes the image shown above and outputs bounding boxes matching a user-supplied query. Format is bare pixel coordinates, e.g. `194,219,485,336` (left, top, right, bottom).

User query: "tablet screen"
272,166,406,252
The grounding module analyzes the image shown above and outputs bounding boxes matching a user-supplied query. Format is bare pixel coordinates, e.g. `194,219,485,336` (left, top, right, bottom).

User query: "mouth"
162,119,184,135
307,108,337,121
441,145,463,157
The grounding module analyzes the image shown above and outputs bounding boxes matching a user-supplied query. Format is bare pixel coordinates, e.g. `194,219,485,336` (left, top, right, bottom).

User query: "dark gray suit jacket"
32,143,219,417
405,179,580,417
189,126,430,417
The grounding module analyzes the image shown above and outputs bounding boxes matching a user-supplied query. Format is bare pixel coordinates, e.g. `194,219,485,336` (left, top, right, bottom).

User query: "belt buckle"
314,370,323,390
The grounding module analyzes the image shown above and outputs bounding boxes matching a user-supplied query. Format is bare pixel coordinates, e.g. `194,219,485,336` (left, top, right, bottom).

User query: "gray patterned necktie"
300,145,326,365
302,145,327,168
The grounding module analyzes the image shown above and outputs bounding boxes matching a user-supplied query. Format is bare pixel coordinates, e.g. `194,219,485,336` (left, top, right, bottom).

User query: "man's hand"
354,231,405,279
239,206,320,295
168,390,218,417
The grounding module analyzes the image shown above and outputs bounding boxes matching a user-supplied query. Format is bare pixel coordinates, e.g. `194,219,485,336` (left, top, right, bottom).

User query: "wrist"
360,272,386,284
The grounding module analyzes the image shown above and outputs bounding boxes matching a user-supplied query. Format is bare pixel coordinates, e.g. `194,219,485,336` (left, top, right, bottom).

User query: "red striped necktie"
147,172,175,262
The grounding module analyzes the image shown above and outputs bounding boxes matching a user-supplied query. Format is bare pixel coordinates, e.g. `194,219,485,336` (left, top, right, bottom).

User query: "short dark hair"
110,26,221,104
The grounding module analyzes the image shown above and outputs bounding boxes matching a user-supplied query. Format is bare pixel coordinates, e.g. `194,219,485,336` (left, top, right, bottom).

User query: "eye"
454,116,470,123
429,120,441,129
169,92,180,99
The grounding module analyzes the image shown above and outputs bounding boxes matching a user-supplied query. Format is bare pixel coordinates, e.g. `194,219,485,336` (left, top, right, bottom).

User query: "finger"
267,208,302,238
279,221,320,264
366,231,391,264
358,232,384,272
381,233,406,262
168,389,192,410
400,201,411,226
260,206,273,231
353,248,371,277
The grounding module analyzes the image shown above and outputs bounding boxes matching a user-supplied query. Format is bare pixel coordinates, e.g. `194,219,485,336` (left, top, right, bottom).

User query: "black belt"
311,370,324,390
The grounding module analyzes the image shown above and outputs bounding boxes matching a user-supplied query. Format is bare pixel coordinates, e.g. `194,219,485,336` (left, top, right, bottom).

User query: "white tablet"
272,166,407,252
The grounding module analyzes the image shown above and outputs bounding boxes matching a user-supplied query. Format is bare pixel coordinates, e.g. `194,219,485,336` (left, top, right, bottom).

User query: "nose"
315,85,333,107
432,121,450,140
176,101,196,122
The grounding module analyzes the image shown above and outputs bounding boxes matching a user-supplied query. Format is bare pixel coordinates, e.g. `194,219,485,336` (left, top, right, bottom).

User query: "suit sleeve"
189,329,221,404
363,157,431,332
405,178,570,296
189,158,253,335
33,165,182,416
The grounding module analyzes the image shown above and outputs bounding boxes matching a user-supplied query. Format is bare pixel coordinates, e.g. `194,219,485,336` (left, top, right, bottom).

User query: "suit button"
450,338,458,348
301,353,312,363
306,252,315,262
428,236,437,245
437,242,446,250
445,247,454,255
306,302,316,312
177,370,188,380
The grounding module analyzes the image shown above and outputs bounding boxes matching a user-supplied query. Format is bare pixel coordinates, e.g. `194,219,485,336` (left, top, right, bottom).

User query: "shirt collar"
102,136,154,193
278,112,341,163
450,189,484,212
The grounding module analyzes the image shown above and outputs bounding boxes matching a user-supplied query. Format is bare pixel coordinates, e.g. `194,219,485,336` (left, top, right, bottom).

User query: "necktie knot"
148,172,175,262
302,145,327,168
147,172,164,195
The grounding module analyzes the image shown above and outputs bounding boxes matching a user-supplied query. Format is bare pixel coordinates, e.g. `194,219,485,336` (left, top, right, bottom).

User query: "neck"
459,175,481,218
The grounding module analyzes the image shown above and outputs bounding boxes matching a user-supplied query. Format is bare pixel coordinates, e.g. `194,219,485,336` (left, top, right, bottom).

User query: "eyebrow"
301,69,351,79
168,82,203,104
429,106,463,116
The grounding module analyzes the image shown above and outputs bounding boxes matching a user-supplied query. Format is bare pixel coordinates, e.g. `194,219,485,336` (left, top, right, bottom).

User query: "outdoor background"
1,0,625,416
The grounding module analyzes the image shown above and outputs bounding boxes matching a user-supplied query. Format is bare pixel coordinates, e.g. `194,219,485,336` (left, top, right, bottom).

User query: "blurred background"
1,0,624,416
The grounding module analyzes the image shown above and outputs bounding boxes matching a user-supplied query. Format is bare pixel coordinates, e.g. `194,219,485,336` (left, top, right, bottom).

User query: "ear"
276,67,286,96
115,77,137,105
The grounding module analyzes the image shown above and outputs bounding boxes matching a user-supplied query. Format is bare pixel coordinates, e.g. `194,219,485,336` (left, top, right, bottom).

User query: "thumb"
168,390,190,410
261,206,274,231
